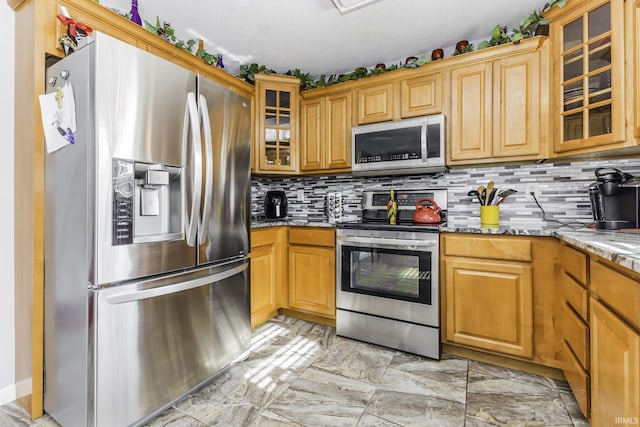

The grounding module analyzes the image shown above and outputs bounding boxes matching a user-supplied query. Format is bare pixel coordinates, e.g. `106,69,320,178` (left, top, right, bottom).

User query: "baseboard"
278,308,336,327
442,344,565,381
15,377,31,399
0,383,16,406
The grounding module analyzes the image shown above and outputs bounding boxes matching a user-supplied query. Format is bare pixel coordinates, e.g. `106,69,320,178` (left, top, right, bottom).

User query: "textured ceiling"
100,0,548,76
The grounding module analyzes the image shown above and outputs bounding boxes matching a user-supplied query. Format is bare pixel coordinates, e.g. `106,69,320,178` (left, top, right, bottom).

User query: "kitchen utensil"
477,185,486,205
467,190,483,204
487,188,497,206
485,181,494,204
493,188,518,205
412,198,441,224
497,188,518,198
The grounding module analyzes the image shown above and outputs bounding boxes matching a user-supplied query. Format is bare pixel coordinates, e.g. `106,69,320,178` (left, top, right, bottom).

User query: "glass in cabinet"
255,74,300,173
552,0,625,152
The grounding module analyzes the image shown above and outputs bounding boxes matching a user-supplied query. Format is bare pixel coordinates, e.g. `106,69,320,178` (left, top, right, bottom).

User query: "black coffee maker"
264,190,288,219
589,167,640,229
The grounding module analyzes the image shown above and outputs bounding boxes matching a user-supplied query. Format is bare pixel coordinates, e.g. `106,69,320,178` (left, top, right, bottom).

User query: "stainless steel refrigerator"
44,32,252,427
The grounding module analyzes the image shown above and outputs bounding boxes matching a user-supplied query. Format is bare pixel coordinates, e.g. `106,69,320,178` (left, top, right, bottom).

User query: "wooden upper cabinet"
354,71,443,125
254,74,300,174
356,82,394,124
449,43,545,164
300,91,351,172
449,62,493,161
400,72,442,118
325,92,352,169
549,0,627,154
493,51,541,157
300,98,323,171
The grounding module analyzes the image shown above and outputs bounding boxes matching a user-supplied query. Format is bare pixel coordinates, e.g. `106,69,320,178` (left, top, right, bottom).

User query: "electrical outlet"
525,183,539,199
297,189,305,202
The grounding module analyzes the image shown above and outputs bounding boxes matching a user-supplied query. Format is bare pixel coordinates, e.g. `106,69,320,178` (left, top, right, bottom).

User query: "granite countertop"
251,216,640,275
556,229,640,274
251,216,337,229
443,219,640,274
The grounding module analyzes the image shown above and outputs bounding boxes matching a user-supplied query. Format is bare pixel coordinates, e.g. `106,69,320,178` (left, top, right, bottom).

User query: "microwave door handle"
421,123,428,162
183,92,201,247
198,94,214,245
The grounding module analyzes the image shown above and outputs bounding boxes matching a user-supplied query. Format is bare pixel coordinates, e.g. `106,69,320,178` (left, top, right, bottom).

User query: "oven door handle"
338,236,438,249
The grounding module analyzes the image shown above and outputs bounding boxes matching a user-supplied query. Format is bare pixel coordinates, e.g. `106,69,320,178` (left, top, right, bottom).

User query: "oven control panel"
365,189,448,211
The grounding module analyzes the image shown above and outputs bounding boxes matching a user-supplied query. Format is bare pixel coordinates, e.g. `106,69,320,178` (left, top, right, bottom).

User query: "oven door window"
341,245,432,304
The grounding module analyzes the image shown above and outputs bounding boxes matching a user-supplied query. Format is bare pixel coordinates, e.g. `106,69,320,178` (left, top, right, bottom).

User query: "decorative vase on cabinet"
129,0,142,26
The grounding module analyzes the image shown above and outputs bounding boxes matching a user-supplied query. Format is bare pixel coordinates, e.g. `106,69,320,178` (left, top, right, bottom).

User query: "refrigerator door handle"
105,262,248,304
183,92,202,247
198,94,214,245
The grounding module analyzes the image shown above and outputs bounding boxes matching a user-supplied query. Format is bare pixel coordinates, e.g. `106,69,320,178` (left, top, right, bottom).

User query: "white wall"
0,0,16,407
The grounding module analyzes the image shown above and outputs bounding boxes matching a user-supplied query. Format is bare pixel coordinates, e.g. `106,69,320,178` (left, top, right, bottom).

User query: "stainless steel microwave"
351,114,445,176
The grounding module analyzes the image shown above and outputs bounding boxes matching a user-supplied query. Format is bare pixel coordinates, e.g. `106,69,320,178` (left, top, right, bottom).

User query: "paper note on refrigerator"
39,82,77,153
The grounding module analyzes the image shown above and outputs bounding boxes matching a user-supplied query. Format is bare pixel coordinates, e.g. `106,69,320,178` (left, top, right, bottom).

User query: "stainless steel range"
336,189,447,359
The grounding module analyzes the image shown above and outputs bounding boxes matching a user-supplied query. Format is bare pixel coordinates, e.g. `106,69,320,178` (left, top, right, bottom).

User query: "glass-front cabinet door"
254,74,300,173
551,0,625,153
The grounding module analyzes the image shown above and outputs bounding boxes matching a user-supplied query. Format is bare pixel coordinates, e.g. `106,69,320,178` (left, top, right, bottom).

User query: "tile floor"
1,315,589,426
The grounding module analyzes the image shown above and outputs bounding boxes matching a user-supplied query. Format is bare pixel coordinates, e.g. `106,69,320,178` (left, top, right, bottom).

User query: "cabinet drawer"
251,227,281,249
561,272,588,320
289,227,335,247
562,340,590,418
559,244,588,285
591,260,640,329
443,235,531,261
562,303,589,368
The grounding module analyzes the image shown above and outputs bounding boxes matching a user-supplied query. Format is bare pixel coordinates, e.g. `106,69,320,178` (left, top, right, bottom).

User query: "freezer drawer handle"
105,263,248,304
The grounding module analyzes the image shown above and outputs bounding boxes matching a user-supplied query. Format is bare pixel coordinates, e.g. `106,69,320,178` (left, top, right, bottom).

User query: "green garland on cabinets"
108,0,568,90
240,0,567,90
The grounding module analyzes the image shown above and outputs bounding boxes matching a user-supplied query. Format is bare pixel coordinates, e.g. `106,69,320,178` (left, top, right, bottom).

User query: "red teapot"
412,198,441,224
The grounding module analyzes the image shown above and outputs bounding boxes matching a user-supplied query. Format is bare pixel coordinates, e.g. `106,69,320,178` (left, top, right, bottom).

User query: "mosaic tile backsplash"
251,158,640,228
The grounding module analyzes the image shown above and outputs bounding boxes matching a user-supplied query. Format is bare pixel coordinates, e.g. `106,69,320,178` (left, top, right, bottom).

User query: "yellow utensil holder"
480,206,500,228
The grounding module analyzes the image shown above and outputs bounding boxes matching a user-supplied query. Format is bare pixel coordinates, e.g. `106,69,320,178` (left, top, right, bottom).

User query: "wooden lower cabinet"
250,226,336,327
288,227,336,318
590,298,640,427
444,258,533,358
558,244,591,418
250,227,286,328
441,234,560,367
